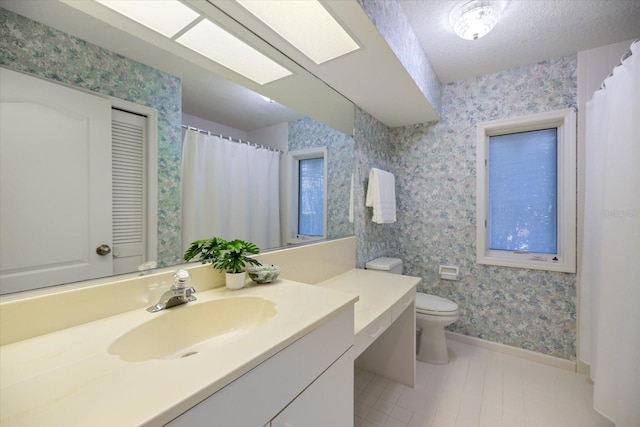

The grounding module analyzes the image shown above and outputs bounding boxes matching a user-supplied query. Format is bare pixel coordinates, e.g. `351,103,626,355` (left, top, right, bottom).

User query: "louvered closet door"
111,109,147,274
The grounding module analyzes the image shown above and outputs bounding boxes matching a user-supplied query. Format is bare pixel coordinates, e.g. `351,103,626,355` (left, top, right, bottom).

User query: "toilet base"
416,313,459,364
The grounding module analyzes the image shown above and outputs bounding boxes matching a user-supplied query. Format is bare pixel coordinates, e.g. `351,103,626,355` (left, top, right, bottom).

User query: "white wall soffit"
213,0,440,128
356,0,442,119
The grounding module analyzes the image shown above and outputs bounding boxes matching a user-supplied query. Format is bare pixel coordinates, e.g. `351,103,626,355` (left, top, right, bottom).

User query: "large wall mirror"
0,0,355,295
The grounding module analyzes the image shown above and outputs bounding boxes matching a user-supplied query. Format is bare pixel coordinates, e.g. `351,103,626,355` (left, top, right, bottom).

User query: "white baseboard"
576,360,591,376
445,331,577,372
593,408,616,427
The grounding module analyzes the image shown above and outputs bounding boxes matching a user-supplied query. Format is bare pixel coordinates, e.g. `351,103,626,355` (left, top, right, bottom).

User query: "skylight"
176,19,292,85
95,0,292,85
96,0,199,38
235,0,360,64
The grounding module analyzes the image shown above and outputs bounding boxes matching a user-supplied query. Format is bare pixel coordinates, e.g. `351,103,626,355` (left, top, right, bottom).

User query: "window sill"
288,235,324,245
477,254,575,273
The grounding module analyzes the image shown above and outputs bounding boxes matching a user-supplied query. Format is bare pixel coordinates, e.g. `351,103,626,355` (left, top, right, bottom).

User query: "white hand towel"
365,168,396,223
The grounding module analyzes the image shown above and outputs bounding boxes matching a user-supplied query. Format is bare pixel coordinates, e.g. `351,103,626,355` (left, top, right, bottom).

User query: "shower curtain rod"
181,124,282,154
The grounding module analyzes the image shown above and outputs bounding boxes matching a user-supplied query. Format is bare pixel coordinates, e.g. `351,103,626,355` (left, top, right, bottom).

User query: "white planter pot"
225,271,247,290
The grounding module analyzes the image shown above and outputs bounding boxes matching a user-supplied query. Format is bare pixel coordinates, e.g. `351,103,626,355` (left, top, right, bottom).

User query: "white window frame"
476,108,576,273
286,147,328,245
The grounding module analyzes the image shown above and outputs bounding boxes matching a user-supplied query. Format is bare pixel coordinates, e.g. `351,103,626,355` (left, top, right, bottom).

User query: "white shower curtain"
581,40,639,426
181,129,281,252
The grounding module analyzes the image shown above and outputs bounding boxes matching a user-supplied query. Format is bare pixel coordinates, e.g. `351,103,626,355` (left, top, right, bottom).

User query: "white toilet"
365,257,460,364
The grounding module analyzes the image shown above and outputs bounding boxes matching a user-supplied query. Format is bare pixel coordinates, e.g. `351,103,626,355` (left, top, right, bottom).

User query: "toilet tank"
365,257,403,274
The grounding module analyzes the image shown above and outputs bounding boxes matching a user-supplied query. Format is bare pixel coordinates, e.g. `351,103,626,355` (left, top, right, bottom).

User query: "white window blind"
287,147,327,244
298,157,325,237
488,128,558,254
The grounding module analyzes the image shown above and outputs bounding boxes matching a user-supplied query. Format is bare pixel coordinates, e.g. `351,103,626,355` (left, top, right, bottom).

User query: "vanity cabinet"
269,348,352,426
166,305,354,427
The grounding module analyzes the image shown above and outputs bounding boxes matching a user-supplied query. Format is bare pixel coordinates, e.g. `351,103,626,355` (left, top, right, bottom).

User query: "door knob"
96,244,112,256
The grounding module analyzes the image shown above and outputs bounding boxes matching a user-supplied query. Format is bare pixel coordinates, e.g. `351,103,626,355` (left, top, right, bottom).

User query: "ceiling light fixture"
450,1,499,41
235,0,359,65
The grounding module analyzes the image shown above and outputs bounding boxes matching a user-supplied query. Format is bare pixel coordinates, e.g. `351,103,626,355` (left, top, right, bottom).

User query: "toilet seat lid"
416,293,458,313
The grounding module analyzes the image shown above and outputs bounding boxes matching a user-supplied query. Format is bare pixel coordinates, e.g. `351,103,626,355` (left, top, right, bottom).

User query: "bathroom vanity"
167,300,354,427
0,281,357,426
0,237,419,426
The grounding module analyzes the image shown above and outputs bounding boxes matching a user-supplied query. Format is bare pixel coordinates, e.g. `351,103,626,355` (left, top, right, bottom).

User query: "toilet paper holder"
439,265,459,281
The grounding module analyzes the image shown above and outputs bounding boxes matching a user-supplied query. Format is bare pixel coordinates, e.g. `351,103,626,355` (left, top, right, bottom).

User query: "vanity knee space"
365,258,459,365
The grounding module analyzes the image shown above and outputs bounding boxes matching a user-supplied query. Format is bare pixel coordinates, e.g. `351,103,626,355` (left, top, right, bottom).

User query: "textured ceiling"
399,0,640,84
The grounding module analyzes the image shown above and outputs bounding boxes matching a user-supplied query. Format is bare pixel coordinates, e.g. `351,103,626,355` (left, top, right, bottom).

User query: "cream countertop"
317,269,420,335
0,280,357,427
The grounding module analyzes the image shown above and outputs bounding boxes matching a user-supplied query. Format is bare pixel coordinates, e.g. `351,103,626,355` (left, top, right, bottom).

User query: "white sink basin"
108,296,277,362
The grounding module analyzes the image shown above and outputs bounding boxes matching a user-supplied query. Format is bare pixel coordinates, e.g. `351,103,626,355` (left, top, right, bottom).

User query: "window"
476,109,576,272
287,147,327,244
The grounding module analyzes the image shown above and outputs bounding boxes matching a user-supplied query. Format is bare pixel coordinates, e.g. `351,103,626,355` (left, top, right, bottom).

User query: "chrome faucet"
147,269,196,313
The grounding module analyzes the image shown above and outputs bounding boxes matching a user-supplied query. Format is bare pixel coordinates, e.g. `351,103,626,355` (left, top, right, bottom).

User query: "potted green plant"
183,237,261,290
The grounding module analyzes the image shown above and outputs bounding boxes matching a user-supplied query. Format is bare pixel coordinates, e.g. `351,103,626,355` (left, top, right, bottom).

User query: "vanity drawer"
354,311,392,357
390,289,415,321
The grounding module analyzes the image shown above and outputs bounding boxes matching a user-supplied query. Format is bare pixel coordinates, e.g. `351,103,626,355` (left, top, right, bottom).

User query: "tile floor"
354,340,612,427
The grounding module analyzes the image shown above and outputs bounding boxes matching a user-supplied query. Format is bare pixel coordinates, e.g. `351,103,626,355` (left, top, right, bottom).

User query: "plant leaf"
211,239,261,273
183,237,228,264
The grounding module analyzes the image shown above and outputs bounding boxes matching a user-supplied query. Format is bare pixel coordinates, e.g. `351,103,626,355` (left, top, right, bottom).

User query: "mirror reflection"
0,3,355,295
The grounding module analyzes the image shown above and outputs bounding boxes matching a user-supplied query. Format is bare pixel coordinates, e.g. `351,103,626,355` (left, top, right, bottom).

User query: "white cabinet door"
271,349,353,427
0,68,112,294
